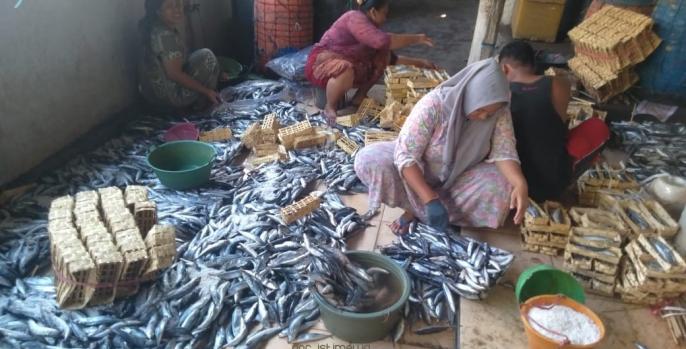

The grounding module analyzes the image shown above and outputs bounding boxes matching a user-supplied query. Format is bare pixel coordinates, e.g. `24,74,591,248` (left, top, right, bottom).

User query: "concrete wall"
0,0,233,186
0,1,143,185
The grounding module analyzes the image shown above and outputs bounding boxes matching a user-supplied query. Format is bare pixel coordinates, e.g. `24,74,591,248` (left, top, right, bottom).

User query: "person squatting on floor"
355,58,530,235
306,0,437,125
138,0,226,111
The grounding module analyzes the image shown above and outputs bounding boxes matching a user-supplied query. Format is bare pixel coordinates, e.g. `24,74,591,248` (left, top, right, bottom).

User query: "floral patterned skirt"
354,141,513,229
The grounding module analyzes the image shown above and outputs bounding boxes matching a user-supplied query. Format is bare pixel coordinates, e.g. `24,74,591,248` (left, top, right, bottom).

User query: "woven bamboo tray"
643,200,679,238
261,113,280,131
357,98,384,122
278,120,313,150
336,137,359,156
124,186,148,211
50,195,74,211
293,133,327,150
253,143,280,158
525,199,549,226
145,224,176,249
336,114,361,128
200,127,232,142
614,200,656,237
364,130,398,146
569,207,630,240
241,122,263,149
281,192,322,224
134,201,156,237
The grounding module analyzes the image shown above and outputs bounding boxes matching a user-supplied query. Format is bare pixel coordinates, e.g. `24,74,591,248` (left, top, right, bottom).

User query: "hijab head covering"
436,57,510,190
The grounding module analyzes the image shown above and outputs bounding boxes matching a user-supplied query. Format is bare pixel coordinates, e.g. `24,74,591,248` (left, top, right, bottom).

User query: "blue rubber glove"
425,199,449,230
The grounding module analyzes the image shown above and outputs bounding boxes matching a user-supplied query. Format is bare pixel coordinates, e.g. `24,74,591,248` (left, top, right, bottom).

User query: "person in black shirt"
499,41,609,201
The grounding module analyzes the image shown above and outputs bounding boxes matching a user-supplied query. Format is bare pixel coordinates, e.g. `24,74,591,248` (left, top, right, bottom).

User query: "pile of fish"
0,79,513,347
610,121,686,181
0,80,382,348
381,223,514,330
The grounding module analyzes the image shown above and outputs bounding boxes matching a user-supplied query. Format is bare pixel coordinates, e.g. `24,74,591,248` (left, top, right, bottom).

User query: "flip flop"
390,215,414,236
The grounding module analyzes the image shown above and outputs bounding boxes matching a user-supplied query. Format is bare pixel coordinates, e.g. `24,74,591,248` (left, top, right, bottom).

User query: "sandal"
389,215,415,236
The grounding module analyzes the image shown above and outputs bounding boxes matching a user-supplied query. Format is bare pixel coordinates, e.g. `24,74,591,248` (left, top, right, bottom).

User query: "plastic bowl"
147,141,215,190
314,251,410,343
516,264,586,304
521,294,605,348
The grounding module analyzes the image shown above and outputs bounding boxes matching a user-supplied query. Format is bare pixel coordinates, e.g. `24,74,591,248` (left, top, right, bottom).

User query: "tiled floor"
265,192,683,349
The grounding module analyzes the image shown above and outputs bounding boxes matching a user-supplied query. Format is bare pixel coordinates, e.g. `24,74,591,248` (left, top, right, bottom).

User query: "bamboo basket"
293,133,327,150
281,192,322,224
200,127,232,142
278,120,313,149
145,225,176,249
133,201,156,238
50,195,74,211
643,200,679,238
364,130,398,146
357,98,384,122
261,113,280,132
336,114,361,128
524,199,549,226
568,56,638,102
241,122,263,149
253,143,280,158
124,186,148,211
614,200,656,237
336,137,360,156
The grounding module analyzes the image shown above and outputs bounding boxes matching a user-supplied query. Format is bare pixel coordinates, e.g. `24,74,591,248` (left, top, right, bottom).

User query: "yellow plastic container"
512,0,567,43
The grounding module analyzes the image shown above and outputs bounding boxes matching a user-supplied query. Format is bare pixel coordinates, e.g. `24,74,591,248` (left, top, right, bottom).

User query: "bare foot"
389,210,416,235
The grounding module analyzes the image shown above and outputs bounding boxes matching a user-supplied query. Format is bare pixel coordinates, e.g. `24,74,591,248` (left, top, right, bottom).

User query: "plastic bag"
265,46,313,81
280,79,315,104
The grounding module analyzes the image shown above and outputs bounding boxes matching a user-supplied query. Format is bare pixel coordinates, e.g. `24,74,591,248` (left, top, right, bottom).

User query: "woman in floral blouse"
355,58,529,234
138,0,222,110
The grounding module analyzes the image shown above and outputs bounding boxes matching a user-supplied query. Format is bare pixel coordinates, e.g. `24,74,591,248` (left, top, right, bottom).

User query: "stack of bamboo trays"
48,186,175,309
383,65,449,130
568,5,661,102
619,234,686,305
521,200,572,256
565,206,626,296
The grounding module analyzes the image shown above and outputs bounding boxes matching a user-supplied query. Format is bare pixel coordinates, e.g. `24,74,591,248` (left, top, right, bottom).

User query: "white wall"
0,1,144,185
0,1,233,186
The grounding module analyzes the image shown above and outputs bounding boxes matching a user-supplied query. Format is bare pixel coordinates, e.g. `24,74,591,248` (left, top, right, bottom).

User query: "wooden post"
468,0,506,64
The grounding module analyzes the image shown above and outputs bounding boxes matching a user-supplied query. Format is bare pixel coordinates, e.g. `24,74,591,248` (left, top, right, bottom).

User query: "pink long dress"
354,92,520,228
305,10,391,88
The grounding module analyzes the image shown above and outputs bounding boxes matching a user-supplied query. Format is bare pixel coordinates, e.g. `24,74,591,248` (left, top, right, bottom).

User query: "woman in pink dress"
305,0,436,124
354,58,530,234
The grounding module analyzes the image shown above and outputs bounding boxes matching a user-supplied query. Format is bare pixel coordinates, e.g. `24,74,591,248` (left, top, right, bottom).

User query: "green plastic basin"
147,141,216,190
515,264,586,304
217,56,243,80
314,251,410,343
